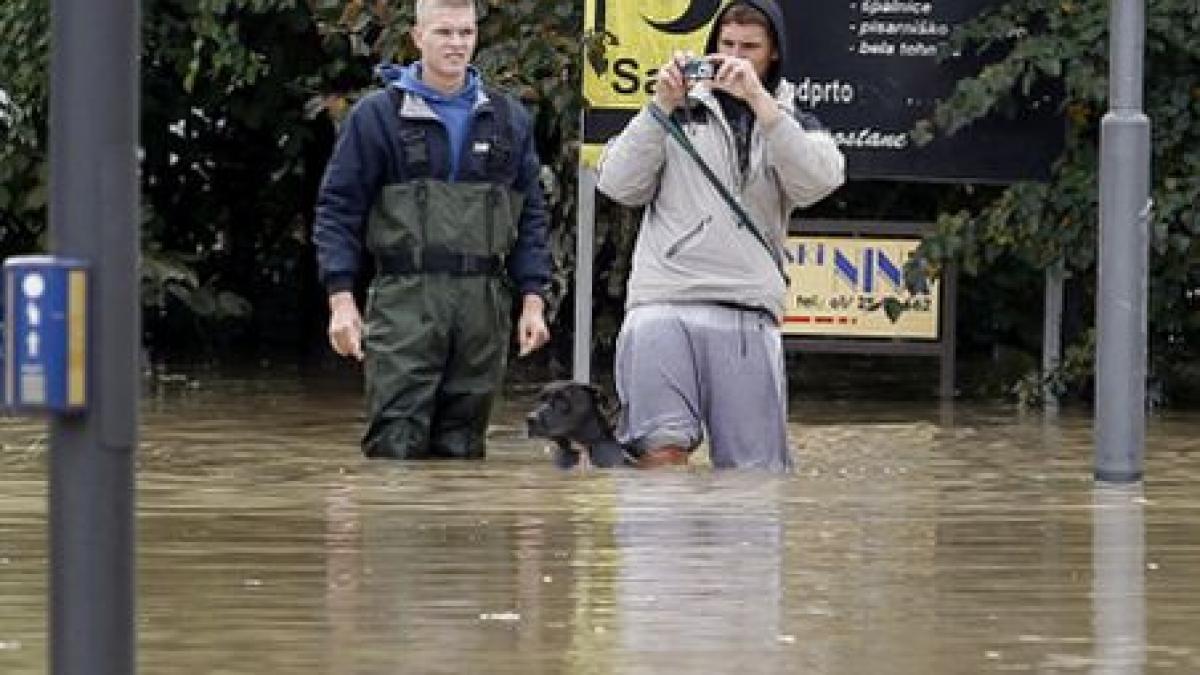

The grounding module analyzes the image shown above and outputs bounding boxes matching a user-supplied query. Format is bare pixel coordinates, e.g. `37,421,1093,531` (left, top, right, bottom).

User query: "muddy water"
1,374,1198,673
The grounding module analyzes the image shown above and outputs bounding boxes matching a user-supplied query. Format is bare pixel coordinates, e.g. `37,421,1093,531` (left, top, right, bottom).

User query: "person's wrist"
521,293,545,314
329,291,356,312
750,87,774,107
652,95,676,115
751,89,782,125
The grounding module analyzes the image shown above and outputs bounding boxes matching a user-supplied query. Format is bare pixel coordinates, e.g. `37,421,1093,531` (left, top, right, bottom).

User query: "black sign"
789,0,1061,182
583,0,1063,184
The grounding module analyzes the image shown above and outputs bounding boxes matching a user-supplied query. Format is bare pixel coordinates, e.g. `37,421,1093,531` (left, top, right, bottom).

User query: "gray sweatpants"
614,303,791,471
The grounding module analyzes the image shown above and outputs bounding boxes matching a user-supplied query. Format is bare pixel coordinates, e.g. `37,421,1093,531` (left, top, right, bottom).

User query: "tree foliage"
913,0,1200,399
0,0,49,255
1,0,583,363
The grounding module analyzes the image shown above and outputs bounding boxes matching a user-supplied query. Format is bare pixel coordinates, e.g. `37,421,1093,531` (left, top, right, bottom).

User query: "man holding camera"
597,0,845,471
314,0,551,460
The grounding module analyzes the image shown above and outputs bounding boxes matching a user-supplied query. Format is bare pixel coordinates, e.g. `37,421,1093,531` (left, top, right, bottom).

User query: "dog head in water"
526,381,613,443
526,381,628,468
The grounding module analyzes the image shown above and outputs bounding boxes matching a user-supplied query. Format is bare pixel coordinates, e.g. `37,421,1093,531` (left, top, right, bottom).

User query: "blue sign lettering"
797,244,906,293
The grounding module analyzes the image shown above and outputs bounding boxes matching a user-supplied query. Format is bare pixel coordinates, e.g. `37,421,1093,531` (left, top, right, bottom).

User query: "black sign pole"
48,0,139,672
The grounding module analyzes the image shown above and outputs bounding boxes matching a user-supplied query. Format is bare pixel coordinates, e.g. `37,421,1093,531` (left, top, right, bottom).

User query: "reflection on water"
2,373,1200,673
1092,485,1145,675
610,473,786,674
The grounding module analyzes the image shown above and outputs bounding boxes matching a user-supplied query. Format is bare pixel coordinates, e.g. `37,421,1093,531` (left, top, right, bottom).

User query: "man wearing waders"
597,0,845,471
314,0,551,459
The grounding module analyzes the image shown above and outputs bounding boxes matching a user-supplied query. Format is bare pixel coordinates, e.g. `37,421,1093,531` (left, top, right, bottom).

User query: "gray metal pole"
1096,0,1150,483
48,0,139,672
1043,260,1064,412
573,165,597,384
938,265,957,400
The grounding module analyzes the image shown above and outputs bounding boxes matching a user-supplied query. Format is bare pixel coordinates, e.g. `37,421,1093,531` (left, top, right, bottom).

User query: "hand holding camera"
651,51,692,113
653,51,721,112
654,51,771,115
707,55,770,103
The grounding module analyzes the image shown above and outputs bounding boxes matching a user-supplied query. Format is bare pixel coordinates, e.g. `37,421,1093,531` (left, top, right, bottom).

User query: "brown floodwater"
1,372,1198,674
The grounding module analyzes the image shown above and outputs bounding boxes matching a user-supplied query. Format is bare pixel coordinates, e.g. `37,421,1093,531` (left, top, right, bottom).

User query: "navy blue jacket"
313,72,551,297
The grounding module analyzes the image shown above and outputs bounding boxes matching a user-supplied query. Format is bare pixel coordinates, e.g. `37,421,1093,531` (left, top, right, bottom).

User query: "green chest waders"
362,179,523,459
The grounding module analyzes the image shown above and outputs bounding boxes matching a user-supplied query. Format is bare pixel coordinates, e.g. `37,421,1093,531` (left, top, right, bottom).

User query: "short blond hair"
415,0,476,22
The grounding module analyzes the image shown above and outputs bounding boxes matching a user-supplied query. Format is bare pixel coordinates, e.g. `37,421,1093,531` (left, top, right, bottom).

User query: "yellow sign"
582,0,727,166
584,0,721,108
782,236,940,339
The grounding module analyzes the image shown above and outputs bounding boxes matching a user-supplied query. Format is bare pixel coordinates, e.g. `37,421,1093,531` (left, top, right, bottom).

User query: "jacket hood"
703,0,787,92
374,62,480,102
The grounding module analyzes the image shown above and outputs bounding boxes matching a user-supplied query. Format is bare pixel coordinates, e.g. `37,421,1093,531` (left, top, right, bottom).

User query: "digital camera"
681,58,715,81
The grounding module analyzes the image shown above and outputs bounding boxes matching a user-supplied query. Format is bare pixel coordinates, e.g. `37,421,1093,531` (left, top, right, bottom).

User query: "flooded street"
2,373,1199,673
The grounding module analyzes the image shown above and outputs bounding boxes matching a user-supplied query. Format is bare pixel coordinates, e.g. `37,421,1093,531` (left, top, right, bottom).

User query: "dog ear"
583,384,619,429
580,383,604,406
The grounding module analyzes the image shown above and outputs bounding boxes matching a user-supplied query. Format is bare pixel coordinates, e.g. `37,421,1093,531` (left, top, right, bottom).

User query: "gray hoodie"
596,0,845,321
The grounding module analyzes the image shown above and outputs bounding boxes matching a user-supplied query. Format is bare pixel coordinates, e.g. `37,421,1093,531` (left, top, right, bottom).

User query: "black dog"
526,381,633,469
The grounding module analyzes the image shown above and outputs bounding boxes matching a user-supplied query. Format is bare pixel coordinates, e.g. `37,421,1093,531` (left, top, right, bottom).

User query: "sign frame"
784,219,958,398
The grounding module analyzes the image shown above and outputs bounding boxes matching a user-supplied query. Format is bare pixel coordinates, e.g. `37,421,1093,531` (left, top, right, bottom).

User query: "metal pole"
573,164,597,384
938,264,957,400
1096,0,1150,483
49,0,139,672
1043,260,1064,412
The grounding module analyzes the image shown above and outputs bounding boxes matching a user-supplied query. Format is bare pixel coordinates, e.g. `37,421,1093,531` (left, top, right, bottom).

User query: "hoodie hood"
374,62,481,102
703,0,787,92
